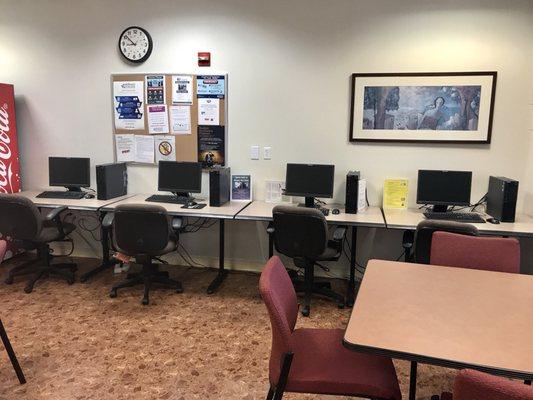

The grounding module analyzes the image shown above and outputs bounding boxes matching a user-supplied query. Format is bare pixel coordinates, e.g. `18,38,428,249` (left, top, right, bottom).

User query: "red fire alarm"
198,52,211,67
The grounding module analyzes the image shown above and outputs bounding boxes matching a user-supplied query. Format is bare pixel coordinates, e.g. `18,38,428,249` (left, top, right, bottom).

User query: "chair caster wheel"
301,307,310,317
176,284,183,294
5,276,13,285
141,297,149,306
24,285,33,294
109,290,117,298
338,302,345,309
67,277,75,285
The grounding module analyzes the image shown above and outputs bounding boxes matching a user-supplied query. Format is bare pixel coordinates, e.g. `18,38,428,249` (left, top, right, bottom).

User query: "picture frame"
349,72,497,144
231,174,252,201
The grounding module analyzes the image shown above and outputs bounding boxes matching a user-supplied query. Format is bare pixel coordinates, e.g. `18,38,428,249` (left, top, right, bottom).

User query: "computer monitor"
417,169,472,212
158,161,202,198
49,157,90,191
284,163,335,207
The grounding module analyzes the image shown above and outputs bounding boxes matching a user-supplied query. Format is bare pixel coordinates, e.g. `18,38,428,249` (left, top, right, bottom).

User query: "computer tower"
96,162,127,200
486,176,518,222
209,167,230,207
345,171,360,214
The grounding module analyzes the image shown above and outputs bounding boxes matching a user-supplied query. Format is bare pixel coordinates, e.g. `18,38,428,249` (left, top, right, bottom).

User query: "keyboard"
423,211,486,223
36,191,86,199
146,194,190,204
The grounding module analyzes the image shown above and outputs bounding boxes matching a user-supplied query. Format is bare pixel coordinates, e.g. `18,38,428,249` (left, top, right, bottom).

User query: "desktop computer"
96,162,127,200
486,176,518,222
417,169,485,223
37,157,91,199
345,171,360,214
146,161,203,205
209,167,230,207
284,163,335,212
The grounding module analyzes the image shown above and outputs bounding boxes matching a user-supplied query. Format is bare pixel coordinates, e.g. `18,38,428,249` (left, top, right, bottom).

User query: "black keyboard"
36,191,86,199
423,211,486,223
146,194,190,204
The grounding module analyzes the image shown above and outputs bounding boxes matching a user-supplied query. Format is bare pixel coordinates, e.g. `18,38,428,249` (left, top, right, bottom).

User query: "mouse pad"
181,203,207,209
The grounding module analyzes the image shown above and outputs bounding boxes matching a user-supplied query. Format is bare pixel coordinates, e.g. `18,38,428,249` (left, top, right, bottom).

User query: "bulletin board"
111,73,227,167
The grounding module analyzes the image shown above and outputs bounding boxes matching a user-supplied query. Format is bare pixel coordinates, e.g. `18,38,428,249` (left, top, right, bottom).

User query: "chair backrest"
454,369,533,400
0,240,6,262
112,204,171,256
414,220,478,264
259,256,299,382
430,231,520,273
272,205,327,259
0,194,42,241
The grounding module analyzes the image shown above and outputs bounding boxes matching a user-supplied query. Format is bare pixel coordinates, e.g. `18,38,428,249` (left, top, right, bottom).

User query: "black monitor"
158,161,202,197
417,169,472,212
49,157,90,191
284,163,335,207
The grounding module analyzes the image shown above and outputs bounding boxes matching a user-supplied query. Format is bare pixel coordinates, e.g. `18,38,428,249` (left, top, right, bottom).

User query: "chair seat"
36,221,76,243
285,328,401,399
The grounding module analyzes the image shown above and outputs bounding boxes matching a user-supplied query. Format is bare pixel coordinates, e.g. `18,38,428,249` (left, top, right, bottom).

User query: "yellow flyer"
383,179,408,209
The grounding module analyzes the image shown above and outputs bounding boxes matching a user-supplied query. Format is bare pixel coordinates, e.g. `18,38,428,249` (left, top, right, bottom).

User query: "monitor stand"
65,186,83,192
173,192,194,201
431,204,449,213
297,196,317,208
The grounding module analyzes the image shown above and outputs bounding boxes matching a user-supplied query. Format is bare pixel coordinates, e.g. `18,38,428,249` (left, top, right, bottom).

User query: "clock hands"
124,35,137,46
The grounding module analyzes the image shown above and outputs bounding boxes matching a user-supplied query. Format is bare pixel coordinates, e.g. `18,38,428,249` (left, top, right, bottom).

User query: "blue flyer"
197,75,225,98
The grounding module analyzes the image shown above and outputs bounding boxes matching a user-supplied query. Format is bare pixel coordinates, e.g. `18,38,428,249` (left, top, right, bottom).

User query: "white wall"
1,0,532,274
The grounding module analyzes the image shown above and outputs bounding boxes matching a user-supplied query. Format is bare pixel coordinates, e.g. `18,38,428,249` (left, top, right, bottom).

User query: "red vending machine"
0,83,22,260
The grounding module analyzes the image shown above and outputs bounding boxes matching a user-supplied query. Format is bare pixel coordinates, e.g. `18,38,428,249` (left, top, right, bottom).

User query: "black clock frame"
118,26,153,64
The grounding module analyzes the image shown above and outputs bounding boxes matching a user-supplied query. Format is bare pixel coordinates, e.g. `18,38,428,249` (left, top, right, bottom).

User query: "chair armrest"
102,212,115,229
332,226,347,241
172,217,183,231
45,206,68,221
266,222,274,235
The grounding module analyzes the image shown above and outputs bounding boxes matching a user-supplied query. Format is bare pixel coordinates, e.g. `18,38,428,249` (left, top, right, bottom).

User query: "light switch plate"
250,145,260,160
263,146,272,160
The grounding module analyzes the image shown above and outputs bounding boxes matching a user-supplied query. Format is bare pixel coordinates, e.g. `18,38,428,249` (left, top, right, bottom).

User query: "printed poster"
146,75,165,105
115,134,135,162
231,175,252,201
147,105,170,134
113,81,144,130
170,105,191,134
134,135,155,163
155,135,176,162
197,125,225,168
197,75,225,98
172,75,193,104
198,98,219,125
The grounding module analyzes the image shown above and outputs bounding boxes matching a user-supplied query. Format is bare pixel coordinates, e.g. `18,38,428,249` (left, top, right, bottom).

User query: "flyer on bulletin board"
197,125,225,168
383,179,409,209
197,75,225,98
172,75,193,104
147,105,170,134
146,75,165,105
113,81,144,130
155,135,176,162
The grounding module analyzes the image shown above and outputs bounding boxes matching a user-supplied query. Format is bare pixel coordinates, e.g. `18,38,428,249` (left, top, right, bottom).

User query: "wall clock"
118,26,153,63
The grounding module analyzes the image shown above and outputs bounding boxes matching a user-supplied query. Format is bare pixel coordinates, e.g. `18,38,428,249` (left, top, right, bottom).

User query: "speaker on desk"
209,167,231,207
486,176,518,222
345,171,360,214
96,162,127,200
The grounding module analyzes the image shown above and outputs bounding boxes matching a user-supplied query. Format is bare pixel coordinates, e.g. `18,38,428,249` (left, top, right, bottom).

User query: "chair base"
109,263,182,305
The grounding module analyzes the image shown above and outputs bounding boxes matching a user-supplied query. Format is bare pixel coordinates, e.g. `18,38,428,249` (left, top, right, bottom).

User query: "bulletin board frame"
110,73,228,167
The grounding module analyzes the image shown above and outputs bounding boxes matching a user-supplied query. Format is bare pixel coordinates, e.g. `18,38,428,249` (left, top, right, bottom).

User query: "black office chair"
413,220,478,264
0,194,77,293
107,204,183,305
271,205,346,317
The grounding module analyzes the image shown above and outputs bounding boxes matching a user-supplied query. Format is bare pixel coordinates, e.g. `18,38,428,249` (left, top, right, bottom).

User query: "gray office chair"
414,220,478,264
0,194,77,293
107,204,183,305
272,205,346,317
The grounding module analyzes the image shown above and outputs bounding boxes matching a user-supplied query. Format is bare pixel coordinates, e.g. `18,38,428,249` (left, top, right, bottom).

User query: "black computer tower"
345,171,360,214
486,176,518,222
209,167,230,207
96,162,128,200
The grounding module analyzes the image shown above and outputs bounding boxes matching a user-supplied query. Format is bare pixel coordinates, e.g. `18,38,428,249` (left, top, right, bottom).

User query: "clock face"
119,26,153,63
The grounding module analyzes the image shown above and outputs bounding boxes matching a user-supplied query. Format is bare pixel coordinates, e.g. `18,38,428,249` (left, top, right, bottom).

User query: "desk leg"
207,219,228,294
80,211,120,283
0,319,26,384
409,361,417,400
346,226,358,307
268,231,274,258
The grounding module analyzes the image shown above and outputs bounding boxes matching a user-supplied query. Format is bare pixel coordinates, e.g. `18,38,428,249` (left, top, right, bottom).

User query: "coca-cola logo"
0,102,14,193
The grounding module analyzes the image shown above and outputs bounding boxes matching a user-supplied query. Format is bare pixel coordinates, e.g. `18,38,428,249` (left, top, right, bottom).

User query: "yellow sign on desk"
383,179,408,209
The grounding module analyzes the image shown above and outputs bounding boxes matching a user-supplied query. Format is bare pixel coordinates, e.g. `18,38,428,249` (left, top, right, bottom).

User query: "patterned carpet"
0,255,455,399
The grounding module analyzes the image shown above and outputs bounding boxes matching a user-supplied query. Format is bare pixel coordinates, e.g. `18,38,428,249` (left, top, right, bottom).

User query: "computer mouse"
486,217,500,224
84,193,95,199
187,200,198,207
332,208,340,215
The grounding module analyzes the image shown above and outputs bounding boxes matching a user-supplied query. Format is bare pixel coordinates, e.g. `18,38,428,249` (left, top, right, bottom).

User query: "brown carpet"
0,256,455,399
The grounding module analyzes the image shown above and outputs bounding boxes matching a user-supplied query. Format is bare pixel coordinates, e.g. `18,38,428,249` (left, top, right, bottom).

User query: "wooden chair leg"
0,319,26,384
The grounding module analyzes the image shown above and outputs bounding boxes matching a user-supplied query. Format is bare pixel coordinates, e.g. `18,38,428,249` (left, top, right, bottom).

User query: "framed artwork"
231,174,252,201
349,72,497,144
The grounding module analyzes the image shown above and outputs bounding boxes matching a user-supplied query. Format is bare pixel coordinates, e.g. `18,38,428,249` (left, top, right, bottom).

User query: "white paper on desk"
155,135,176,162
115,134,135,162
134,135,155,163
172,75,193,104
358,179,367,212
170,105,191,134
198,98,219,125
147,105,170,134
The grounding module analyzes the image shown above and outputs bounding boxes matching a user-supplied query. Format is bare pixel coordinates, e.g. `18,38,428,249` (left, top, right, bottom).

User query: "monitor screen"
49,157,90,187
417,170,472,206
158,161,202,193
284,163,335,198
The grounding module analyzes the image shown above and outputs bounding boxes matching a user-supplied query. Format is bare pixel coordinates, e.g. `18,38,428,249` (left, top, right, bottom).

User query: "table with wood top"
102,194,252,294
235,201,387,306
343,259,533,400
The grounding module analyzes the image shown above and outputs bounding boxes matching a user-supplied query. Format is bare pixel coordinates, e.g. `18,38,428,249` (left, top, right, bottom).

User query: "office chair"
0,194,77,293
259,256,402,400
413,220,478,264
107,204,183,305
271,205,346,317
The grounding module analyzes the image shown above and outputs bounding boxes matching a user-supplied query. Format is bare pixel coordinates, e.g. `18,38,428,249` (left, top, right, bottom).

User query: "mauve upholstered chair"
259,255,402,400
